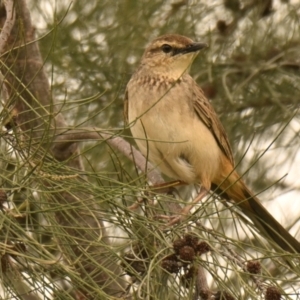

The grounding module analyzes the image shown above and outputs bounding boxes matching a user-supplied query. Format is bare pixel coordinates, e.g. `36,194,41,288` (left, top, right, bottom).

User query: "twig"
195,265,213,300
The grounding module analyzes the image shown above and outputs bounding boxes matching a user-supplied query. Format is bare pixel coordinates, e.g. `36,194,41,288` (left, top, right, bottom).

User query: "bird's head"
140,34,208,80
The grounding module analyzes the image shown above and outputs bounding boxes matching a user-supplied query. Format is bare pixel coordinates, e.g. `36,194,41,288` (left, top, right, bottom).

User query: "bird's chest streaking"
127,74,221,185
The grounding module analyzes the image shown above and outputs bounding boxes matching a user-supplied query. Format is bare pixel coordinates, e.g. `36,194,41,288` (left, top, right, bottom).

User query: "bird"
124,33,300,253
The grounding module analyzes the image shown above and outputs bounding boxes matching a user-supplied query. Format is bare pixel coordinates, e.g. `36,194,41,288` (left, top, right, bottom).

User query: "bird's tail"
215,169,300,253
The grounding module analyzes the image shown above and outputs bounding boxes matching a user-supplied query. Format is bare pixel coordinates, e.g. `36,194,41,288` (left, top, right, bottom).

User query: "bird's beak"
186,42,208,53
176,42,208,56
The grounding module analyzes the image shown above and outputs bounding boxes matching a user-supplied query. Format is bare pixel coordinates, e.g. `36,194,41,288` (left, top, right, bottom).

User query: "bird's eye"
161,44,172,53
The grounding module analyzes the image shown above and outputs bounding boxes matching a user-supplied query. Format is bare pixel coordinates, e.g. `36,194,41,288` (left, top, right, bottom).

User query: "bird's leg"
158,187,208,227
128,180,187,210
127,197,148,211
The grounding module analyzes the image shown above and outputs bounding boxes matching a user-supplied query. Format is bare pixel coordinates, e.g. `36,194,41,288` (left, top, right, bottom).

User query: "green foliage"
1,0,300,299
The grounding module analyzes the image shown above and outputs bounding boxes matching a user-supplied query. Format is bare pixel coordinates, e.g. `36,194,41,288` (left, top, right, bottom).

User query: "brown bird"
124,33,300,253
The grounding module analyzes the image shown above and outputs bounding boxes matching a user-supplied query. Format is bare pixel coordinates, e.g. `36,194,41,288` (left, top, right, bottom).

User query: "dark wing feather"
124,88,129,124
192,82,234,165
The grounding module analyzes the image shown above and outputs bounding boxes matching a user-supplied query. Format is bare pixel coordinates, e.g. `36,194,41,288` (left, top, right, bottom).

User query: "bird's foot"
155,211,189,227
127,197,146,210
127,180,186,210
155,188,209,228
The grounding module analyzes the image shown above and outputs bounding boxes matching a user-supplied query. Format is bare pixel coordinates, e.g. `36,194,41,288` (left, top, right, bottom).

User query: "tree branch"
52,128,164,185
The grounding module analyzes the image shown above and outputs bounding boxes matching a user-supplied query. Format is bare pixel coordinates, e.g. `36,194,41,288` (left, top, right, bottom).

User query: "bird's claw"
155,213,186,227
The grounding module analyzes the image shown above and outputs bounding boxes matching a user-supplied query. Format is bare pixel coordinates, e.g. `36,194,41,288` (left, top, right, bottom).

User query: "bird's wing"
124,88,129,124
192,81,234,165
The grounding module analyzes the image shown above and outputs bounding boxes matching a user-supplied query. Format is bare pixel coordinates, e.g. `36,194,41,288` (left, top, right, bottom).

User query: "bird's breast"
127,75,221,184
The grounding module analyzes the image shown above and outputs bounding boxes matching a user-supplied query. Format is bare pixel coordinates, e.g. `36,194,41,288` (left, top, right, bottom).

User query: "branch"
195,265,213,300
0,0,15,55
52,128,164,185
